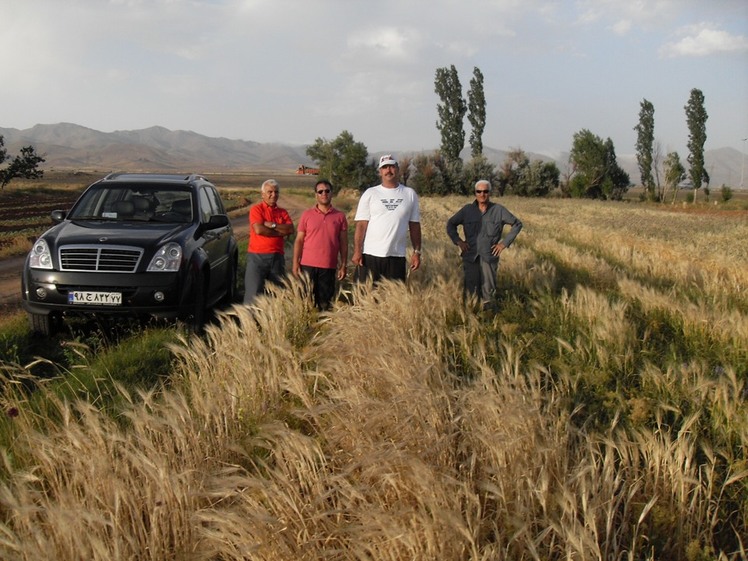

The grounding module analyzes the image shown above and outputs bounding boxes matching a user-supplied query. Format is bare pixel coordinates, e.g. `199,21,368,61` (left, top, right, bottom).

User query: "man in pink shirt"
292,179,348,310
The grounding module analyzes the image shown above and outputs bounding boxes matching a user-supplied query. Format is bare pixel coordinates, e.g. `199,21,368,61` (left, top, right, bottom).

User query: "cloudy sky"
4,0,747,158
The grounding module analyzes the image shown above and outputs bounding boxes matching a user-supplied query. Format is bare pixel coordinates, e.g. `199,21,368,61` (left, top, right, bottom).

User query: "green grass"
0,313,180,460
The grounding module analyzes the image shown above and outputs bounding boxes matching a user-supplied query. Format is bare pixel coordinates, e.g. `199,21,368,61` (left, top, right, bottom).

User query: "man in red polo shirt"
292,179,348,310
243,179,294,306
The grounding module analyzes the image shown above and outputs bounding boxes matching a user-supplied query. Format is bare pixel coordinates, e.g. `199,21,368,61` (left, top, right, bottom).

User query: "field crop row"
0,187,81,256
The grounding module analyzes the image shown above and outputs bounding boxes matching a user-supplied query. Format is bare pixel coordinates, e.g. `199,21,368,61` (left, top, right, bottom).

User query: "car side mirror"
51,210,67,223
195,213,229,238
207,214,229,229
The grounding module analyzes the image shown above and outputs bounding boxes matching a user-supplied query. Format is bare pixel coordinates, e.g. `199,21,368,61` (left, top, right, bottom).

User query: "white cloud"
317,72,383,118
347,28,417,63
660,24,748,57
611,19,632,36
441,40,480,58
575,0,675,29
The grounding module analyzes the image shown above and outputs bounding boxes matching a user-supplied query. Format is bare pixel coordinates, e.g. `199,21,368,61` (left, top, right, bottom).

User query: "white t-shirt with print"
354,184,420,257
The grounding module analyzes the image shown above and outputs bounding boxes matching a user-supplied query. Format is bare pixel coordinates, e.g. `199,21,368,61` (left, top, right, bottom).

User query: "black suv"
22,173,238,334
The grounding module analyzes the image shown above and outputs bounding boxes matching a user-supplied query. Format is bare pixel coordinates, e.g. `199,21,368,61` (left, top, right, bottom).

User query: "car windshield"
68,185,194,223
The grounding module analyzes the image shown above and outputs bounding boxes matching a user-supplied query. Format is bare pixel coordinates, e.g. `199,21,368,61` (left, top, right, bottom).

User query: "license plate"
68,291,123,306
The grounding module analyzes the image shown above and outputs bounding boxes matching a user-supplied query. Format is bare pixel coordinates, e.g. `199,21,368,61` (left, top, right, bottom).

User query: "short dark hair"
315,179,333,191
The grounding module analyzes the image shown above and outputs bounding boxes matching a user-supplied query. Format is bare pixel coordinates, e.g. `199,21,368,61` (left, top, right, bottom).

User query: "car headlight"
29,239,53,269
147,242,182,272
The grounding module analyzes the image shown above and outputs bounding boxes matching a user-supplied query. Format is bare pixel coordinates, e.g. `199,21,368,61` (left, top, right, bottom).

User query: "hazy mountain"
1,123,744,188
0,123,313,173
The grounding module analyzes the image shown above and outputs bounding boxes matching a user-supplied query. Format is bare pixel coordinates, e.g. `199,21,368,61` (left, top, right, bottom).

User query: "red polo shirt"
248,201,292,254
297,205,348,269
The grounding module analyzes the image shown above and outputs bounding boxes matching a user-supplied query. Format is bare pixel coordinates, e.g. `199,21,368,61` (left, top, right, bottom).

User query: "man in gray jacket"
446,179,523,310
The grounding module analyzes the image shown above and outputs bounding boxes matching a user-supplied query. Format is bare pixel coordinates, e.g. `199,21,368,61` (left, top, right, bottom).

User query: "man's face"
262,184,279,206
475,184,491,201
379,164,399,183
315,183,332,204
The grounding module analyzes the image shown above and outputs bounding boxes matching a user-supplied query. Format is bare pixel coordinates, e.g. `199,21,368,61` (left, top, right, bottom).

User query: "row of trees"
430,64,632,199
634,89,709,203
306,66,628,199
309,69,710,201
0,136,45,189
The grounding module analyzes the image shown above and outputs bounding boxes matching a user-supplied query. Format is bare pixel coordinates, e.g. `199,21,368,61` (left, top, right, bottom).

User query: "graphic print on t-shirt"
380,197,404,211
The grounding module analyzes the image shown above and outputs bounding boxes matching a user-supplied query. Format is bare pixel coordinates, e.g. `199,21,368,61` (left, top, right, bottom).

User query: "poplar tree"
434,65,466,165
634,99,655,200
685,88,708,203
467,67,486,159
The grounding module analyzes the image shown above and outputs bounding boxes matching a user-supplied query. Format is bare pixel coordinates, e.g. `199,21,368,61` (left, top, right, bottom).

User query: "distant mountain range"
1,123,745,189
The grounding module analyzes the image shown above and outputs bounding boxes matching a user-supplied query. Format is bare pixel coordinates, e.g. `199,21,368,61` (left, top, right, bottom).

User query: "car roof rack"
102,173,207,183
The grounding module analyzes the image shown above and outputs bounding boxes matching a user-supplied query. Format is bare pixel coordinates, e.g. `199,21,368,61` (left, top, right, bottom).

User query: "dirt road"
0,255,25,308
0,193,310,314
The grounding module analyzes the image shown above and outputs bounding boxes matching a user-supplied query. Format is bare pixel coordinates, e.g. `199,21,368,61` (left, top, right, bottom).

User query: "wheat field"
0,196,746,560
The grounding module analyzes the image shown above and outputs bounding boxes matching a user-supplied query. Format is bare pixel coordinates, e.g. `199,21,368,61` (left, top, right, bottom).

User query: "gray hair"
261,179,279,192
474,179,491,190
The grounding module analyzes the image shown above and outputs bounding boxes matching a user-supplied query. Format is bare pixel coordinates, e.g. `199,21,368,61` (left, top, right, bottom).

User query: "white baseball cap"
378,154,398,169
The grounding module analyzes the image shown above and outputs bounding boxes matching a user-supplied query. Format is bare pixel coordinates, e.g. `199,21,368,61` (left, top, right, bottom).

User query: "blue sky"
4,0,747,158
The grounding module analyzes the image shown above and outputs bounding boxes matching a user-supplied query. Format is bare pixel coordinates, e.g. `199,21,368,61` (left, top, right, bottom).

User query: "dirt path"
0,193,311,314
0,256,25,309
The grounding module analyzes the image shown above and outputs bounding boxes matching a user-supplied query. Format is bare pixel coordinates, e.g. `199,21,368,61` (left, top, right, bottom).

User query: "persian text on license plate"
68,291,123,306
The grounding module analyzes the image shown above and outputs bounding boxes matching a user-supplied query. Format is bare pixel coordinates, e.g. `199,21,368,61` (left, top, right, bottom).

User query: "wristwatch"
413,249,422,255
270,222,277,229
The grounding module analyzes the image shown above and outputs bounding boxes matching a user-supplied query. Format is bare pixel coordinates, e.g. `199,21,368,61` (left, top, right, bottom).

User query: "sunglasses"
475,189,490,194
316,189,331,194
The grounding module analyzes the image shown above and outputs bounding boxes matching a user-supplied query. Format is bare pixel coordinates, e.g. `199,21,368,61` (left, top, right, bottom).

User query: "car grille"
59,245,144,273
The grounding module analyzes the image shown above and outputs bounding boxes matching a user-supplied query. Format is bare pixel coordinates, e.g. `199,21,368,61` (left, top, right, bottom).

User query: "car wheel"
221,256,237,306
28,312,61,336
188,272,207,334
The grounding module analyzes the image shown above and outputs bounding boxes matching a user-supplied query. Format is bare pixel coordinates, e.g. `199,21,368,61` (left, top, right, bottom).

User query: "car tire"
221,256,237,306
28,312,60,336
188,272,207,334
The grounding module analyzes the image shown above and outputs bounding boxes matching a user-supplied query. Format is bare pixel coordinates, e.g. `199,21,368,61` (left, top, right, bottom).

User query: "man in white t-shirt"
352,154,421,282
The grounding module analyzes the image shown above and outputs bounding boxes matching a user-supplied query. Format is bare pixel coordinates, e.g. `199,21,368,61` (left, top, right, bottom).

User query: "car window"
68,185,193,223
206,186,227,215
198,188,213,222
156,191,193,222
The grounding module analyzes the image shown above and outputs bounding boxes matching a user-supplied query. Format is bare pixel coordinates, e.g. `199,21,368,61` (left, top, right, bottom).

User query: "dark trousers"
244,252,286,305
301,265,337,310
463,258,498,305
356,254,407,284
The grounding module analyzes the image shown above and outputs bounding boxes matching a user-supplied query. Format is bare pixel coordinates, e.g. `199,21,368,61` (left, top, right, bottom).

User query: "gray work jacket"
446,200,523,263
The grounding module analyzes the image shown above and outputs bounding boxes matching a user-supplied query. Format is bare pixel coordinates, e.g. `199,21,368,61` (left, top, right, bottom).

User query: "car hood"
47,220,190,248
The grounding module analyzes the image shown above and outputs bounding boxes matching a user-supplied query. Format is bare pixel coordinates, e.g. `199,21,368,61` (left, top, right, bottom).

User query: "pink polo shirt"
297,205,348,269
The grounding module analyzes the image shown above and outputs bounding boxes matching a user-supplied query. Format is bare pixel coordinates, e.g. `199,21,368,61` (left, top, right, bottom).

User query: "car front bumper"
21,268,193,319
